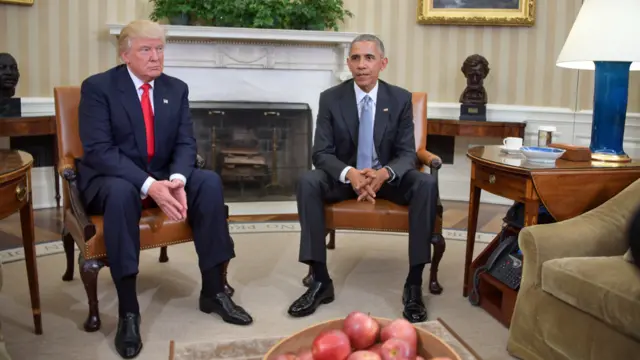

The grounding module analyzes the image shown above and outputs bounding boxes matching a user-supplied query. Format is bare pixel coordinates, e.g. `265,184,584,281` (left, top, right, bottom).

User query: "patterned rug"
0,222,497,264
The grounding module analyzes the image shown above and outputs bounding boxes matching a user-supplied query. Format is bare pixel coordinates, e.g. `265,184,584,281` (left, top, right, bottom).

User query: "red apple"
380,319,417,356
368,343,383,356
379,338,413,360
273,353,297,360
343,311,381,350
312,329,352,360
347,350,382,360
297,349,313,360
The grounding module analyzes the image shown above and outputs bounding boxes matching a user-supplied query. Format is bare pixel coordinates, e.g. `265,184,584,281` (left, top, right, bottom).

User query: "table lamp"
556,0,640,162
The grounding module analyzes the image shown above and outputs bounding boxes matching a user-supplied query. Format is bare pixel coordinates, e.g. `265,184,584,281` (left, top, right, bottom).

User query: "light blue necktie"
357,95,374,169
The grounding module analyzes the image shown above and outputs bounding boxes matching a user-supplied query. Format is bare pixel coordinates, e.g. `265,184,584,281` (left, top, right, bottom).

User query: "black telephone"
469,232,523,306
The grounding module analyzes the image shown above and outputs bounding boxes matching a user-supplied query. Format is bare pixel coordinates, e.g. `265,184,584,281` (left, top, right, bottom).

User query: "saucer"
500,145,521,155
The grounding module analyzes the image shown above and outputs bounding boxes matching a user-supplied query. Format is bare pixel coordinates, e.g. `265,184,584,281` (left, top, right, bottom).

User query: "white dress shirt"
126,67,187,198
339,81,396,184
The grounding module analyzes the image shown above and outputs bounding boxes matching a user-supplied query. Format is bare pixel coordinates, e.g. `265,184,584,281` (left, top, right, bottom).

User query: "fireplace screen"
190,101,312,202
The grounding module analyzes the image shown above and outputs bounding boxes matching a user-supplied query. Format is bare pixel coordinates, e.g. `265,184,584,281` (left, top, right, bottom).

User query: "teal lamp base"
589,61,632,162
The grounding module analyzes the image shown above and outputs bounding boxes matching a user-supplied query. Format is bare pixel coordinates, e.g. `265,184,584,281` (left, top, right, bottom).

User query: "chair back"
411,92,428,152
53,86,82,210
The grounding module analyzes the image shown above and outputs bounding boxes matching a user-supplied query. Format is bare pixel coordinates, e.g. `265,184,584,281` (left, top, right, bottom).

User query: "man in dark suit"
77,20,253,359
287,34,439,323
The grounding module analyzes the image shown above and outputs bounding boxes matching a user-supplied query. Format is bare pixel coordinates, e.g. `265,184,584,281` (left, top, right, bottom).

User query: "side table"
0,150,42,334
464,145,640,327
0,115,60,208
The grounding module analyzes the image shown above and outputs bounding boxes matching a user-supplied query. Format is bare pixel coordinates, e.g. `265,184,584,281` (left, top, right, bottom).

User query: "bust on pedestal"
0,53,21,118
459,54,490,122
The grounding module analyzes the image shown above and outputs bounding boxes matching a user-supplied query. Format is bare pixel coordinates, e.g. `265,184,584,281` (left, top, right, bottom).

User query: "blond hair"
118,20,166,54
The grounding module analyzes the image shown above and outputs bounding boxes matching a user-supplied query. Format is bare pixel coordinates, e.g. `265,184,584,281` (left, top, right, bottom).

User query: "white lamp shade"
556,0,640,71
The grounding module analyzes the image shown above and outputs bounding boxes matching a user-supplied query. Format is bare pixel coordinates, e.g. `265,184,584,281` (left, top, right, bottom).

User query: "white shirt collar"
127,66,154,90
354,80,378,105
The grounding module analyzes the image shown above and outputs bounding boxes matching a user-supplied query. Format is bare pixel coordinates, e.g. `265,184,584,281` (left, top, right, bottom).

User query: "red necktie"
140,83,155,161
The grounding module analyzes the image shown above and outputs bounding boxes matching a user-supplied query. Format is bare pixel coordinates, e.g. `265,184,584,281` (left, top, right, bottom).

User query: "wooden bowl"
263,317,462,360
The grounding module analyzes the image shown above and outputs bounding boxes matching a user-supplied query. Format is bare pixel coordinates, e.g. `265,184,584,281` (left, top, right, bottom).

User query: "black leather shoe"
402,285,428,323
200,292,253,325
114,313,143,359
288,281,335,317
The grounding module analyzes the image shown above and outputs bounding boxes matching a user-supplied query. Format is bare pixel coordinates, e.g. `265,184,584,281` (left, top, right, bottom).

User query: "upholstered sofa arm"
519,178,640,288
417,149,442,170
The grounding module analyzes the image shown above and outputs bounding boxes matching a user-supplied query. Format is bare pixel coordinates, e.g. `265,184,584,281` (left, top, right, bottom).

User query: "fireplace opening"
190,101,312,202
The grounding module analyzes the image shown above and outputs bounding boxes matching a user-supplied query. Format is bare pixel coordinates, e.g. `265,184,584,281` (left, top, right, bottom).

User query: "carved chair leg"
79,256,105,332
302,229,334,287
429,233,445,295
61,229,75,281
222,261,234,297
159,246,169,263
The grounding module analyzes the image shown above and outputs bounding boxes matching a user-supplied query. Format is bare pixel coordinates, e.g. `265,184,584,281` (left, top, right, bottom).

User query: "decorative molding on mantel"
19,96,640,126
107,24,360,45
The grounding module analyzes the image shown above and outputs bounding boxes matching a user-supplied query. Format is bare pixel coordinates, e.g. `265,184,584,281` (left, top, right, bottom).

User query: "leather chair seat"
325,199,409,232
64,208,193,260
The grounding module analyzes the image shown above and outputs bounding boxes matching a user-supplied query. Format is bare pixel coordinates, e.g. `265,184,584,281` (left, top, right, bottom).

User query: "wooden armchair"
302,92,446,294
53,86,234,333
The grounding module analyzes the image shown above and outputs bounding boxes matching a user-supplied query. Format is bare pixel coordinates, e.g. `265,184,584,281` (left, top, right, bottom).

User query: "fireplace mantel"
107,24,359,45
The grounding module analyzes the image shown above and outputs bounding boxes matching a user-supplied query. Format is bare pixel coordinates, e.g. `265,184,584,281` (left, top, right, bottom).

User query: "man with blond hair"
77,19,253,359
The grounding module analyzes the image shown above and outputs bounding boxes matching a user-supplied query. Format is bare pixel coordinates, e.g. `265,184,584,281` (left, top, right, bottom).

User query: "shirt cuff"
384,166,396,182
170,173,187,186
339,166,353,184
140,176,156,199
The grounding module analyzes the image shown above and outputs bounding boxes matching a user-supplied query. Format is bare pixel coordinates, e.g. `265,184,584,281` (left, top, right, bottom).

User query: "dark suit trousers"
85,169,235,281
297,168,438,266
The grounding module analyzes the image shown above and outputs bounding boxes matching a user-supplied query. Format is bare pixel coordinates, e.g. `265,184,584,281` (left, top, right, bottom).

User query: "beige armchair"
507,178,640,360
0,260,12,360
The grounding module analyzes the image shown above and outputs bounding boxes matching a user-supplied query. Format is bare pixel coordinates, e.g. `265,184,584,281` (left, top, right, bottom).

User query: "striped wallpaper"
1,0,639,112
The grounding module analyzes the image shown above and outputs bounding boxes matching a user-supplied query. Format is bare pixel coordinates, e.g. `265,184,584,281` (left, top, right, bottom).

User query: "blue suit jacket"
76,64,196,204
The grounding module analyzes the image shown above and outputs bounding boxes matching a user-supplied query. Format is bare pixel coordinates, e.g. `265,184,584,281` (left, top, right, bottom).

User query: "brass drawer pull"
16,183,27,202
489,174,496,184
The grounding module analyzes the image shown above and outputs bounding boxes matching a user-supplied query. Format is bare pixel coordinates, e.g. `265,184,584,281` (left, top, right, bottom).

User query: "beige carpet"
0,229,513,360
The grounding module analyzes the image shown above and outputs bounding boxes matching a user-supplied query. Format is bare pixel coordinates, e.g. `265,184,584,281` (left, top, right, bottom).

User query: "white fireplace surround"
11,25,640,213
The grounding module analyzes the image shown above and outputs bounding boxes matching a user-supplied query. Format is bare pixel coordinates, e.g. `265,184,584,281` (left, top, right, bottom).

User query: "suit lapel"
117,67,148,161
339,81,359,147
373,84,390,151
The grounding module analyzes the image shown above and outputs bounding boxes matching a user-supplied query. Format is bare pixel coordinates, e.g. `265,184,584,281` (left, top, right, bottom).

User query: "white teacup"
503,137,523,150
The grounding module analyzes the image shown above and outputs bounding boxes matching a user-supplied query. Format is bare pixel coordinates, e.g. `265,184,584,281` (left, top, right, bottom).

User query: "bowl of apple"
263,312,462,360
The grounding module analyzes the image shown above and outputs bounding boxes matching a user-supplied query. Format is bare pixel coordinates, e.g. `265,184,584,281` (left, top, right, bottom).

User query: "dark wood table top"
468,145,640,174
0,149,33,178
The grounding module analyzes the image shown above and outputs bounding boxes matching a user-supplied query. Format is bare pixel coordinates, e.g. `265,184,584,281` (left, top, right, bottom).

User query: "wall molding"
18,97,640,210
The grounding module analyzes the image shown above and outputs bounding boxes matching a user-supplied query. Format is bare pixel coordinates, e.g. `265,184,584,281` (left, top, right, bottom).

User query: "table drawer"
0,175,28,219
474,164,527,200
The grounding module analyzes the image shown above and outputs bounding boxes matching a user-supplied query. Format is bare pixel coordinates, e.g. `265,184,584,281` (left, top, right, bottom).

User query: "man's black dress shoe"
200,292,253,325
115,313,142,359
402,285,428,323
288,281,334,317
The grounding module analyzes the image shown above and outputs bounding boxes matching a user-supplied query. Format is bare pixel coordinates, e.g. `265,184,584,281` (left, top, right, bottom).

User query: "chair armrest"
58,165,96,241
417,149,442,170
520,204,630,288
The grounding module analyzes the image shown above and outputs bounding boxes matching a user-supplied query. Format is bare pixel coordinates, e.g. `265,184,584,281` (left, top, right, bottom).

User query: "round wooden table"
0,149,41,334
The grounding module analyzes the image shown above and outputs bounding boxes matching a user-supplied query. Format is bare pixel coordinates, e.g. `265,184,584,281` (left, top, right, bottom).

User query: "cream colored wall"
1,0,639,112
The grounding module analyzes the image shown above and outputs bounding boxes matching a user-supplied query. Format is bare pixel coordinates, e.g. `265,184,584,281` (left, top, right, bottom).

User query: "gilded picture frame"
417,0,535,27
0,0,34,5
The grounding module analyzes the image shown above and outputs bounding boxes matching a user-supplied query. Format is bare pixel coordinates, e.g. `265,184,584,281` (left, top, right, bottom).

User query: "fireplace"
191,101,312,202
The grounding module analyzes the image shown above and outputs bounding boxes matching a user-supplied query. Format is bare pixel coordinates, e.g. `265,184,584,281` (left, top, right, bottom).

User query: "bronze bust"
0,53,21,117
0,53,20,99
459,54,490,121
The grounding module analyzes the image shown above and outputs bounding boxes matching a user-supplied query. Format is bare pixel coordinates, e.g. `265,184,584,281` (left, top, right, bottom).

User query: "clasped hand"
148,180,188,221
346,168,389,204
